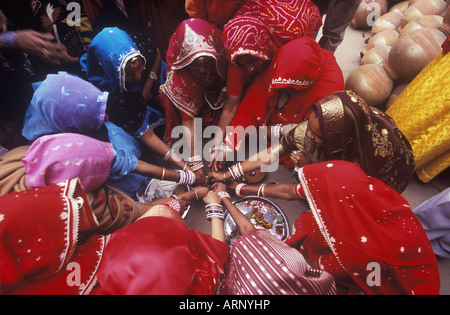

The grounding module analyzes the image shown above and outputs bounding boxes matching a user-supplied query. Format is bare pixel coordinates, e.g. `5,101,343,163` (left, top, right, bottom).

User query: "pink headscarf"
22,133,115,192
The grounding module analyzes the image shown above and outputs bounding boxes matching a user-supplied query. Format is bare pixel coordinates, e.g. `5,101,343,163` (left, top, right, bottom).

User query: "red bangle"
235,183,248,198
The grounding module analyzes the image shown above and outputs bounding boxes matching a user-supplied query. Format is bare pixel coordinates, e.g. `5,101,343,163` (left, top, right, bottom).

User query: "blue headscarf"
80,27,146,93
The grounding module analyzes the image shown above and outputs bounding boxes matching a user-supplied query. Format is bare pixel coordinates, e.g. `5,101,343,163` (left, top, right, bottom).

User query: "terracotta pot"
398,0,447,30
345,64,394,107
371,11,404,36
388,1,410,14
361,45,392,65
384,28,447,81
385,83,409,109
352,0,389,29
400,15,443,35
362,29,400,55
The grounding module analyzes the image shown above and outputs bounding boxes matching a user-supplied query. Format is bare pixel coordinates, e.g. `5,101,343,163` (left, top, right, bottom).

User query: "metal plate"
224,196,290,246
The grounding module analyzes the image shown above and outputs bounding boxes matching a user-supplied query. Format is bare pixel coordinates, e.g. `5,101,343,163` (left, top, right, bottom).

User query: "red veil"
286,161,440,295
223,0,322,64
159,18,228,145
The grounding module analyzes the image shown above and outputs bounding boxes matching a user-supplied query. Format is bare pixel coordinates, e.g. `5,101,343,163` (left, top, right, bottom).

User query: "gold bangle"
149,71,158,81
261,184,267,198
163,149,173,161
161,168,166,180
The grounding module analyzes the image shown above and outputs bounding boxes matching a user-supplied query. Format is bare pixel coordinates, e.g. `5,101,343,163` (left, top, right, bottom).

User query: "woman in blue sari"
22,72,201,198
79,28,196,178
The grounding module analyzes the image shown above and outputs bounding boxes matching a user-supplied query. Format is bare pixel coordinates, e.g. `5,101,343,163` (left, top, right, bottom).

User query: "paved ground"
185,24,450,295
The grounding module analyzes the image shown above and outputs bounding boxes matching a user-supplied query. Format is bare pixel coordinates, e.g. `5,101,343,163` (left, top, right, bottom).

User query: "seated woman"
21,72,201,198
214,0,323,153
94,190,229,295
227,161,441,295
80,27,168,158
0,178,207,295
22,133,200,197
209,91,414,194
159,18,228,179
211,182,337,295
211,37,344,167
385,6,450,184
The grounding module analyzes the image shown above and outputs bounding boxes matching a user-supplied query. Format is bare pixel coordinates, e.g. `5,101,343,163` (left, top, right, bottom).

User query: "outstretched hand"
14,30,79,65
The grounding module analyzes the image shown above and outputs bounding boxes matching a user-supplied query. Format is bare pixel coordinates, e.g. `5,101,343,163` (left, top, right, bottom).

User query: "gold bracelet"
149,71,158,81
261,184,267,197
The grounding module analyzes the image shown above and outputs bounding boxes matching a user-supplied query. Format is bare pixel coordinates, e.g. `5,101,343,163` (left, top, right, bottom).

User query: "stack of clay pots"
346,0,447,108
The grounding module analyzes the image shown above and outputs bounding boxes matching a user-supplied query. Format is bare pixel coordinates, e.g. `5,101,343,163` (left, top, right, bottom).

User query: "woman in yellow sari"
386,6,450,183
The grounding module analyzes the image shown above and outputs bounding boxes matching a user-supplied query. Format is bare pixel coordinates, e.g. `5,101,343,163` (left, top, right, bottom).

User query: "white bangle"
236,183,248,198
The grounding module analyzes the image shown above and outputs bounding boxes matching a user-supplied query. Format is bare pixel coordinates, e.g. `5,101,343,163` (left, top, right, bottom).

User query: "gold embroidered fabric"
387,53,450,183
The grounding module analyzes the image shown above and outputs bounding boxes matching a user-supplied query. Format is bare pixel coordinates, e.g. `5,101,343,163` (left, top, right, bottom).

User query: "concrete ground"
185,24,450,295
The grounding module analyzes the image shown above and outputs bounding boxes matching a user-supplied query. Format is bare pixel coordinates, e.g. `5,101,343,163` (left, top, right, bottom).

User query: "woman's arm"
203,190,226,242
213,183,255,235
134,160,180,182
139,128,188,170
142,48,162,101
232,182,301,201
209,142,288,182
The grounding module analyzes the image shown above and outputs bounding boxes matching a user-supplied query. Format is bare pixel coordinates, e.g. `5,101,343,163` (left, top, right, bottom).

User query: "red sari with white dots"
285,161,440,295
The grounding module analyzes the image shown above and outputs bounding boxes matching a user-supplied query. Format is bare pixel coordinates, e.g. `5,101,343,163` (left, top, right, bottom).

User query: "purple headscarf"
22,72,109,141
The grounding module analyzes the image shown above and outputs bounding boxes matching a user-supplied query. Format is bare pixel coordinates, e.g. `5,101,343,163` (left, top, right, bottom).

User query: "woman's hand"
203,190,221,205
14,30,79,65
194,168,207,186
208,171,226,183
290,150,309,168
212,182,227,193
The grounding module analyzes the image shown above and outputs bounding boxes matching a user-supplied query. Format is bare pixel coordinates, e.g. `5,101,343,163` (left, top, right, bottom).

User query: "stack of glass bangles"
205,203,224,221
177,170,196,186
188,155,204,172
228,162,244,181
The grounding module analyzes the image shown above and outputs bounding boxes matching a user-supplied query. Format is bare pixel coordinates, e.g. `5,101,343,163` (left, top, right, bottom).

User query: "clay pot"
388,1,410,14
361,45,392,65
371,11,404,36
384,28,447,81
385,83,409,109
398,0,447,30
345,64,394,107
400,15,443,35
352,0,389,29
362,29,400,56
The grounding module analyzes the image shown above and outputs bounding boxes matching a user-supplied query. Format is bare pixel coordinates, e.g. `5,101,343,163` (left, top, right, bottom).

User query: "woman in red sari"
215,0,323,156
210,37,344,167
95,190,229,295
229,161,441,295
159,18,228,180
0,179,106,295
